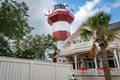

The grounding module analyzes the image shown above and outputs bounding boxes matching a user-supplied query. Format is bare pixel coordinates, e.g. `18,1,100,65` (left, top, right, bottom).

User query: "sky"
17,0,120,35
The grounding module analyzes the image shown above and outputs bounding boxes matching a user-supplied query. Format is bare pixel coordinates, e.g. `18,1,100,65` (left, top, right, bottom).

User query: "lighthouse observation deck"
48,4,74,26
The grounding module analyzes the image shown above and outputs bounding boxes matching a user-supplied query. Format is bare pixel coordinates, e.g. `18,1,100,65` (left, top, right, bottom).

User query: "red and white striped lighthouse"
48,4,74,49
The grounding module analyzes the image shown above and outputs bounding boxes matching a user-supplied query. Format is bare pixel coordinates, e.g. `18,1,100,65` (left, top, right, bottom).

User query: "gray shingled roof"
109,22,120,29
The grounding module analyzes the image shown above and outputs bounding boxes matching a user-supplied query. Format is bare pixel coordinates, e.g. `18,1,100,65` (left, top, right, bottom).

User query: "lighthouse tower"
48,4,74,49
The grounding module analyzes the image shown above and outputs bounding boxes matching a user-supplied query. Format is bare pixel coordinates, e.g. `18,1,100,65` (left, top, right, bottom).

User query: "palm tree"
80,11,115,80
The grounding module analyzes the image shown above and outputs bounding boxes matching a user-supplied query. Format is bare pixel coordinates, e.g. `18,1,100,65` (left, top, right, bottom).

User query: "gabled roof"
62,22,87,47
109,22,120,29
62,22,120,48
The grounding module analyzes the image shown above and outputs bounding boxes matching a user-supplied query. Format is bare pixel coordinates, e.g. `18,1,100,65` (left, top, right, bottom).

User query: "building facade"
59,22,120,79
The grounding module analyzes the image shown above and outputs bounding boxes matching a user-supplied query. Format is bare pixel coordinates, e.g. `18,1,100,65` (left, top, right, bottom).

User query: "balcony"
63,41,91,49
60,40,117,56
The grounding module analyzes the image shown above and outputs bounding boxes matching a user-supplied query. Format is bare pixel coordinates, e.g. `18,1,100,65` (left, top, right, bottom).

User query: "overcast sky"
17,0,120,35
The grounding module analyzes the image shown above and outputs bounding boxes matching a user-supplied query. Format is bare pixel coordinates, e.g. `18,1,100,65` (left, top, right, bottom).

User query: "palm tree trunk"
100,46,112,80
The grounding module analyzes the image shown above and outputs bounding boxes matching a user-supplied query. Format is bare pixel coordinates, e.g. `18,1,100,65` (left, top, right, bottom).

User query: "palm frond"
96,11,111,28
87,16,99,31
87,11,111,31
102,27,116,42
80,29,93,40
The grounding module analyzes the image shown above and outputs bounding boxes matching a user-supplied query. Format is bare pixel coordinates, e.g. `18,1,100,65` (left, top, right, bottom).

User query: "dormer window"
73,40,76,44
73,39,81,44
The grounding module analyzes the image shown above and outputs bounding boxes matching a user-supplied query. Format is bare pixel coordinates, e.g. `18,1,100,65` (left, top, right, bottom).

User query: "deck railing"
73,68,120,75
60,41,117,55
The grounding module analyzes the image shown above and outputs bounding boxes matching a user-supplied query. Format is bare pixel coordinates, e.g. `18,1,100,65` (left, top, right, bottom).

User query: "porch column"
99,57,103,67
94,57,98,75
113,49,120,68
65,57,69,64
80,58,84,68
117,50,120,66
94,58,98,69
73,55,77,70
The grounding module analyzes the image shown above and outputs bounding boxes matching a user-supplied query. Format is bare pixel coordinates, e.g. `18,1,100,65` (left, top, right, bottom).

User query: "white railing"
72,41,90,49
60,41,117,55
73,68,120,76
111,68,120,75
73,69,96,75
97,68,120,75
61,41,91,52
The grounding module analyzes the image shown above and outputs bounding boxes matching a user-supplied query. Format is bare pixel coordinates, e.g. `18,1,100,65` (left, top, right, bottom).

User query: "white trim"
53,9,68,12
113,49,120,68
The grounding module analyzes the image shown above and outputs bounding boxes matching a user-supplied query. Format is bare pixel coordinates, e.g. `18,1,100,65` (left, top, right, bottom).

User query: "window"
83,59,95,68
72,63,75,69
55,4,65,9
77,62,81,68
108,59,116,68
107,55,117,68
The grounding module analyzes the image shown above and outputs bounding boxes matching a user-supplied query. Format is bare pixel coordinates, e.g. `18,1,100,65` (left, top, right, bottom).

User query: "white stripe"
52,21,70,32
57,41,63,49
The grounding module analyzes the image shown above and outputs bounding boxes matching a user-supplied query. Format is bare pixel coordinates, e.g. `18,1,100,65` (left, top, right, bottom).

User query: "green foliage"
102,27,116,42
15,49,35,59
80,29,92,40
81,11,115,47
14,34,58,59
0,0,33,40
87,11,111,32
0,34,13,56
0,0,32,56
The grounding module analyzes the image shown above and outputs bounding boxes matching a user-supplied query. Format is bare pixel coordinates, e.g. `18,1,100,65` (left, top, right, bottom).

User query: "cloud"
15,0,118,35
70,0,111,34
112,0,120,8
16,0,55,35
70,0,101,33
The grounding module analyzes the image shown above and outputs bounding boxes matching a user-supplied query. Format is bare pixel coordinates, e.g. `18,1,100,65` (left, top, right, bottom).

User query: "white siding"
0,57,72,80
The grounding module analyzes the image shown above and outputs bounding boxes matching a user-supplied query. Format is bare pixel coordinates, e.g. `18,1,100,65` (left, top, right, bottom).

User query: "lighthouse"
48,4,74,49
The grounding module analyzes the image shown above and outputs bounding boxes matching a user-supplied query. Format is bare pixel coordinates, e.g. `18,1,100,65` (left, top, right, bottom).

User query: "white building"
59,22,120,80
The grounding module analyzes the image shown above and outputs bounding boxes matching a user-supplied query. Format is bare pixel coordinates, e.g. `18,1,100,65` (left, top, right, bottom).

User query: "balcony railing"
60,41,117,55
61,41,91,51
73,68,120,76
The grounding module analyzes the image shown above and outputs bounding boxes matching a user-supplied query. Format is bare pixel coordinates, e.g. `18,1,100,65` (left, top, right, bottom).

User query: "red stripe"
48,11,74,25
53,31,70,41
